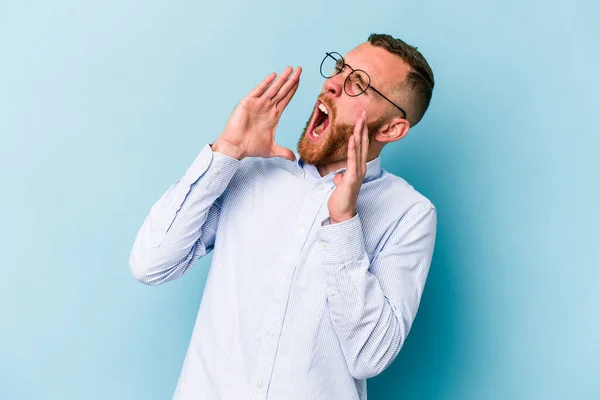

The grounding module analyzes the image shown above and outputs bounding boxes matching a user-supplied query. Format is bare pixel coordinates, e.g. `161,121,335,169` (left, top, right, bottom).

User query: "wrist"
329,212,356,225
211,139,245,160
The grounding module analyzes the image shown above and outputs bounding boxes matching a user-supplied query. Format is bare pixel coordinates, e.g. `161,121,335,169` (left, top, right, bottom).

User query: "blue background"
1,1,598,399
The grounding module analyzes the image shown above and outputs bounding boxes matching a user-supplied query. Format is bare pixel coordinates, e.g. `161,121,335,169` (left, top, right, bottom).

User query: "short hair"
368,33,435,126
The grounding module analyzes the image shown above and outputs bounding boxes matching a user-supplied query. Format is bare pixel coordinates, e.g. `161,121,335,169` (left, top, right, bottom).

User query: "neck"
315,147,380,177
316,159,346,177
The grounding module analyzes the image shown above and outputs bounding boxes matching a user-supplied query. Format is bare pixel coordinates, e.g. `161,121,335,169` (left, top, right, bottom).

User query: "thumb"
271,145,296,162
333,172,344,186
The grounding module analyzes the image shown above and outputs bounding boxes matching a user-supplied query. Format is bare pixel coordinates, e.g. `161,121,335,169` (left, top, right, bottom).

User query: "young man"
129,33,437,400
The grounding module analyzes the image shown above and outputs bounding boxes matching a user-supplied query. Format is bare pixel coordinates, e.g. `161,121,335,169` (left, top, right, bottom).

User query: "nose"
323,73,344,98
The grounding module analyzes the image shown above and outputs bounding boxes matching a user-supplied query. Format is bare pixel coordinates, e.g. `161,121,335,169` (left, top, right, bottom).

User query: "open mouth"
308,101,330,141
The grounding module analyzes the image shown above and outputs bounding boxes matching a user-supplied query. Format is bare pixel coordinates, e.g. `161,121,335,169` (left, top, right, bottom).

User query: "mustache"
317,95,336,118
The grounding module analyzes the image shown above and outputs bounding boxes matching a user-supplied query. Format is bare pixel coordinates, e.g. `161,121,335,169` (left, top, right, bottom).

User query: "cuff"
317,213,366,264
182,143,242,185
169,143,241,210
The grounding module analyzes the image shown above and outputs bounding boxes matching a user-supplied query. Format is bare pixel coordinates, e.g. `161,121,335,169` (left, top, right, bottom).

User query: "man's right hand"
212,66,302,161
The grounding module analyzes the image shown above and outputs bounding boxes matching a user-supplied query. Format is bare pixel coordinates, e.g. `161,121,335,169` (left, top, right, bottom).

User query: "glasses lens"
345,70,370,96
320,52,343,78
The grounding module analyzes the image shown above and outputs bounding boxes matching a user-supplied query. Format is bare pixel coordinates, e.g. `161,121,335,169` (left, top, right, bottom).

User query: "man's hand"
212,66,302,161
327,110,369,224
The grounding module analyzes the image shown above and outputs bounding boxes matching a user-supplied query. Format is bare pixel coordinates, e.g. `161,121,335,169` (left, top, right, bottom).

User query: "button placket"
251,256,296,397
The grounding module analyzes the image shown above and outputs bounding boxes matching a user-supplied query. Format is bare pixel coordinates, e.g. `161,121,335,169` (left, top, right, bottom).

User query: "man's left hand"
327,110,369,224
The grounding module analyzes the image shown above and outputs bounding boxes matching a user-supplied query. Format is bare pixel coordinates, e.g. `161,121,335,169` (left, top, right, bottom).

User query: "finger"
263,66,293,99
270,144,296,162
353,113,365,175
248,72,277,98
355,123,361,174
273,66,302,103
333,172,343,187
275,78,299,112
346,133,357,182
361,112,369,172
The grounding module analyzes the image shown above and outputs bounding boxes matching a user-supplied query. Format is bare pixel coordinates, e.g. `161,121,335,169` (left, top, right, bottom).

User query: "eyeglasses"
320,51,407,120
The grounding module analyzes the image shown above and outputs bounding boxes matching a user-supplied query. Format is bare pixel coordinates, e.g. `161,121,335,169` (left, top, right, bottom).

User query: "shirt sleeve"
316,203,437,379
128,143,241,285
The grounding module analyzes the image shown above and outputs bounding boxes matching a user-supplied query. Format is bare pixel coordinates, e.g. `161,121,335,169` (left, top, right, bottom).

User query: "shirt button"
268,330,274,338
297,227,305,234
215,168,220,174
320,241,327,249
318,183,324,190
330,291,337,297
281,277,287,285
257,381,263,389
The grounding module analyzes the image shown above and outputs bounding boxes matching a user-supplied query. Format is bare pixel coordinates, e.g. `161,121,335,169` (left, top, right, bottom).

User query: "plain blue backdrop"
1,1,598,399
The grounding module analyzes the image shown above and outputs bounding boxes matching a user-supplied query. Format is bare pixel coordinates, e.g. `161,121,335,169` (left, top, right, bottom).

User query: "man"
129,33,437,400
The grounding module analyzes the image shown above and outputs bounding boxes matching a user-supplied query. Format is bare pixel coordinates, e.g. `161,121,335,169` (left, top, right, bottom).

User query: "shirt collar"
293,150,382,183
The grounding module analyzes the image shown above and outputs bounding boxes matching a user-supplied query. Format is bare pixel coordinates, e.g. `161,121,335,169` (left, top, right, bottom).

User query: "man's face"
297,43,409,166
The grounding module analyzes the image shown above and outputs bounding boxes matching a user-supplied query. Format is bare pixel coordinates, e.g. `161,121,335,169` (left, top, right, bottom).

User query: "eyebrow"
345,62,369,87
356,71,369,86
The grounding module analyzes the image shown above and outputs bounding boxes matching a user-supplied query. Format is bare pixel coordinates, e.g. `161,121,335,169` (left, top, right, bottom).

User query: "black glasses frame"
320,51,407,120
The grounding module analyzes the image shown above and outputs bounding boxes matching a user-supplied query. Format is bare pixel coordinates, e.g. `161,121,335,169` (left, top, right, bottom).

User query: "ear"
374,116,410,144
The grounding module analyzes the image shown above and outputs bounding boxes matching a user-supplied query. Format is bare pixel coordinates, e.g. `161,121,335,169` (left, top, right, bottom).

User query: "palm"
227,101,278,153
327,111,369,224
219,67,301,161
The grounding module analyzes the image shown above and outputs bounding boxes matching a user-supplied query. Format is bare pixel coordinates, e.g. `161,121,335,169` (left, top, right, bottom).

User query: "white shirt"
129,142,437,399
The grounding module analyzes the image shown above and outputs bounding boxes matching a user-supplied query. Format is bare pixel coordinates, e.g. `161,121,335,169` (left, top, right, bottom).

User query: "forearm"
317,215,405,379
316,206,436,379
129,143,241,285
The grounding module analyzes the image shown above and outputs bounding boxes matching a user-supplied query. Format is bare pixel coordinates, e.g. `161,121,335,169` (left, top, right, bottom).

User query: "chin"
297,98,351,166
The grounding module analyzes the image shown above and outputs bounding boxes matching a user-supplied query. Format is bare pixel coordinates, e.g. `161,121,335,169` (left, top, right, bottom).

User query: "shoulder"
368,169,436,216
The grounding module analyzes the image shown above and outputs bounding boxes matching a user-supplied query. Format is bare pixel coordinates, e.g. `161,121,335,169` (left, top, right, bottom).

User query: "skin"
297,43,412,177
213,42,413,224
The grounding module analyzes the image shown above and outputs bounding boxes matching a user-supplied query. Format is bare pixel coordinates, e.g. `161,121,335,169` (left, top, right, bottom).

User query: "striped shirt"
129,142,437,399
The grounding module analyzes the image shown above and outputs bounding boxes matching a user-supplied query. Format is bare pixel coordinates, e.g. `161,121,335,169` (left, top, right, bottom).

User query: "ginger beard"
296,96,384,166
